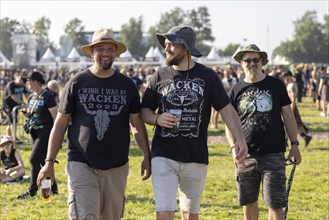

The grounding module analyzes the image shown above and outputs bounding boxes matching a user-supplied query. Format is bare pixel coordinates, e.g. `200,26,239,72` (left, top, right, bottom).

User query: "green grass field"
0,97,328,220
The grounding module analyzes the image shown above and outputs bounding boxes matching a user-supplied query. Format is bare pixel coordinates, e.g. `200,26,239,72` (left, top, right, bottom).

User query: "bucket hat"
156,26,203,57
81,28,127,56
27,71,45,84
0,135,13,146
233,44,268,65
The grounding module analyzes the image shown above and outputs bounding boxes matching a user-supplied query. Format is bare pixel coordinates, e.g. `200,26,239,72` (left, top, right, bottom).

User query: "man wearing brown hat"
37,28,151,219
141,26,248,219
226,44,301,219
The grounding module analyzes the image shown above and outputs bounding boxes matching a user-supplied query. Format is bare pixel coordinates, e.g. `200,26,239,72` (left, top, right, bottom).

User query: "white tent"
153,47,165,62
67,47,81,61
0,50,14,69
115,48,137,66
145,46,155,58
206,47,220,60
141,46,163,66
40,48,55,62
199,47,229,66
272,55,290,65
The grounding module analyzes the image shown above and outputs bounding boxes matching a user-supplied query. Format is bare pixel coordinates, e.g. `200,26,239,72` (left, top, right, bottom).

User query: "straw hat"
81,28,127,56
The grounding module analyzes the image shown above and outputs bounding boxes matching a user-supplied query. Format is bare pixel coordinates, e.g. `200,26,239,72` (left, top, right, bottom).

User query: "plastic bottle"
41,177,51,202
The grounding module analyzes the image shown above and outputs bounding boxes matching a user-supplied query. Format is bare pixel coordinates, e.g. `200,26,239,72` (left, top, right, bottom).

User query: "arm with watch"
281,105,302,165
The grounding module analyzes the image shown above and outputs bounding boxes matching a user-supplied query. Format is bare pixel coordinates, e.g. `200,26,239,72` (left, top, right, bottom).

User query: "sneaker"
17,191,36,200
51,189,58,195
304,135,312,147
320,112,326,117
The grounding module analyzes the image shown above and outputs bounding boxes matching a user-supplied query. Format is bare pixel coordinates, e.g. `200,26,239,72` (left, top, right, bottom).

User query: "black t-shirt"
58,69,140,169
141,62,230,165
28,89,57,131
0,148,18,169
229,75,291,155
2,81,28,110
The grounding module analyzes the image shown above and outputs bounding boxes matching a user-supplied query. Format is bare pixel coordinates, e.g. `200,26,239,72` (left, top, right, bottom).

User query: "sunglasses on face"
1,142,11,148
242,58,262,64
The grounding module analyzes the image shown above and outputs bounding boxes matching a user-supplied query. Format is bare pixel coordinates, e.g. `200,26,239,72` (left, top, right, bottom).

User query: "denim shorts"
235,152,286,208
151,157,208,214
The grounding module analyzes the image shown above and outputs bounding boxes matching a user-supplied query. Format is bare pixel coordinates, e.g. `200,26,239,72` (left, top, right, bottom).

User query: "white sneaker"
320,112,326,117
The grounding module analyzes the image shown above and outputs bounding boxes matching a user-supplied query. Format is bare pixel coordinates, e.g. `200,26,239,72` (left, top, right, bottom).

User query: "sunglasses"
242,58,262,64
1,142,11,147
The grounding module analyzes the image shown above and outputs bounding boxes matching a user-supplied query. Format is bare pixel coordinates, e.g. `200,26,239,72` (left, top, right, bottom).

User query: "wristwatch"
290,141,299,146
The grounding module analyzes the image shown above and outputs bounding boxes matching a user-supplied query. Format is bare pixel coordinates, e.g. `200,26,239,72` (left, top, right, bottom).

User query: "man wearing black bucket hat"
36,28,151,219
141,26,248,219
226,44,301,219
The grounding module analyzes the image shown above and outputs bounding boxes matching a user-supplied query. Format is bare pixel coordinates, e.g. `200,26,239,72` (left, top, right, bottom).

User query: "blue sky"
1,1,328,58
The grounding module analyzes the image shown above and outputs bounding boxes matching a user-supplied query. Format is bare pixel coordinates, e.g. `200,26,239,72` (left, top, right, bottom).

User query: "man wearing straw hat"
226,44,301,219
37,28,151,219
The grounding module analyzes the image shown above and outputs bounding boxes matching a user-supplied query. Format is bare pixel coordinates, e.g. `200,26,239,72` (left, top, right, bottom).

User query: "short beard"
165,52,185,66
100,62,113,70
97,59,113,70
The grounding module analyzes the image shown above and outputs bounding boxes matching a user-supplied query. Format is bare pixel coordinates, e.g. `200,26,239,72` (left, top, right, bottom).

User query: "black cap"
27,71,45,84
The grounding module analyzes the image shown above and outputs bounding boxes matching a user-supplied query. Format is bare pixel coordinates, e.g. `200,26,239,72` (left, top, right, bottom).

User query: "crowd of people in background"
0,61,328,139
0,61,328,135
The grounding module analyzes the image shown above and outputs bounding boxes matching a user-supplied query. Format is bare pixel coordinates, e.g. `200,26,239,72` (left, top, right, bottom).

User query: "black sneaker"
17,191,36,200
304,135,312,147
51,189,58,195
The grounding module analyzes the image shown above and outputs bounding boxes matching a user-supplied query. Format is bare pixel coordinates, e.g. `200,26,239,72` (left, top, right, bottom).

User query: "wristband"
45,159,59,164
290,141,299,146
153,114,160,131
154,114,160,125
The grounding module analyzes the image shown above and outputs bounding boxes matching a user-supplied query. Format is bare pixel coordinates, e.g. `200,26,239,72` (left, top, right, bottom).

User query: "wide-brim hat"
156,26,203,58
27,71,45,84
81,28,127,56
233,44,269,65
0,135,13,146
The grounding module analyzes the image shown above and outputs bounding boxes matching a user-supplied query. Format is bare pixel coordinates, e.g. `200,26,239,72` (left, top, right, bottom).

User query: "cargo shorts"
235,152,286,208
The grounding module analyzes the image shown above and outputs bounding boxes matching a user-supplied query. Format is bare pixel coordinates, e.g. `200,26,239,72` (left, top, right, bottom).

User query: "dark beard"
165,53,184,66
98,60,113,70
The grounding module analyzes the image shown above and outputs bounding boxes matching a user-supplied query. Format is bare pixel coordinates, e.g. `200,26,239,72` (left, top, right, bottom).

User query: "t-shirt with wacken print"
58,69,140,169
141,62,230,165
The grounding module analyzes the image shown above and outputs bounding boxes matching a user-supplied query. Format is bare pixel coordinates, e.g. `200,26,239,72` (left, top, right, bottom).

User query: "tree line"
0,7,328,64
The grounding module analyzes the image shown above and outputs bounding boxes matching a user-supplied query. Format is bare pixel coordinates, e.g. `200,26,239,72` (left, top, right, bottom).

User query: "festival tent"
67,47,82,62
0,50,14,69
62,47,87,69
272,55,290,65
206,47,221,60
153,47,165,63
114,48,138,66
139,46,163,66
40,47,55,62
37,48,57,69
199,47,229,66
